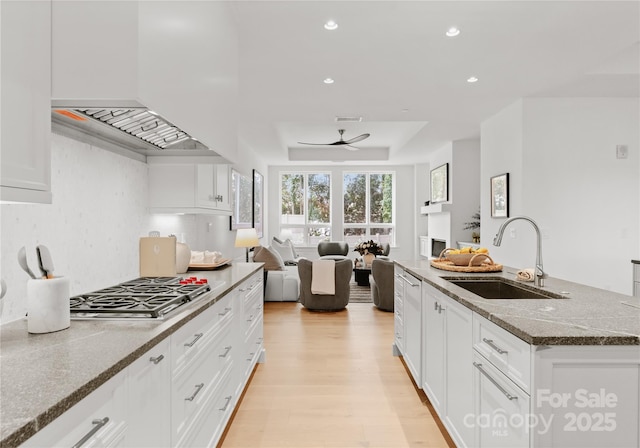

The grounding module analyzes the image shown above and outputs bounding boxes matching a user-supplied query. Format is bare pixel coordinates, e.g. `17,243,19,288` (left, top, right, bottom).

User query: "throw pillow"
253,246,285,271
271,237,296,262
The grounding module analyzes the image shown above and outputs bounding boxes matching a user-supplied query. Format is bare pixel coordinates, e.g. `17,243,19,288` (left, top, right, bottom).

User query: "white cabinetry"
393,265,405,355
148,163,232,214
20,269,265,448
1,0,52,204
422,282,474,447
22,370,128,448
395,269,422,386
127,339,171,447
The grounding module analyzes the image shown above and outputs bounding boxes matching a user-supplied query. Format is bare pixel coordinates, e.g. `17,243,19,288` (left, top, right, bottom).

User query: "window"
280,172,331,245
343,172,394,246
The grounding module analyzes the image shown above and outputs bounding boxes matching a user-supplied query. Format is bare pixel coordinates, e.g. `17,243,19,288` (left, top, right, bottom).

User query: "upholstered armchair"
317,241,349,260
370,258,394,311
297,258,353,311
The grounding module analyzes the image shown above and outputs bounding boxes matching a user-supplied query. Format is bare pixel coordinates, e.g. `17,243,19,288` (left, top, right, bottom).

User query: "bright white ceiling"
229,1,639,166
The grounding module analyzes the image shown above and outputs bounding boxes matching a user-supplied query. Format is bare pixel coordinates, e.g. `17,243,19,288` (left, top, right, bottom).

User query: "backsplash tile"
0,132,150,324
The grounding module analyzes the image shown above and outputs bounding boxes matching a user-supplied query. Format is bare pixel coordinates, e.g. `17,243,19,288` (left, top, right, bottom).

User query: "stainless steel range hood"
52,99,219,158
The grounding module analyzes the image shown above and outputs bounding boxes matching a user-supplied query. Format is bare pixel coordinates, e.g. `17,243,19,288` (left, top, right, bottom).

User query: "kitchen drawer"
185,361,235,448
22,369,128,448
171,293,233,377
473,313,531,393
171,318,233,447
472,351,531,448
394,315,404,352
241,315,264,380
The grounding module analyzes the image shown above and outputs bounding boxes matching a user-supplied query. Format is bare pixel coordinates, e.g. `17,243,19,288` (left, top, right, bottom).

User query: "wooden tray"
188,258,232,270
430,257,503,273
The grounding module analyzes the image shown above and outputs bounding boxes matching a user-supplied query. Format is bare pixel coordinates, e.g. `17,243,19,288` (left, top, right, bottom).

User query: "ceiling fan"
298,129,370,151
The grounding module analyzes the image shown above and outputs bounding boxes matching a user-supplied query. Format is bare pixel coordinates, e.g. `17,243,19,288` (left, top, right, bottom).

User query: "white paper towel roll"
27,277,70,334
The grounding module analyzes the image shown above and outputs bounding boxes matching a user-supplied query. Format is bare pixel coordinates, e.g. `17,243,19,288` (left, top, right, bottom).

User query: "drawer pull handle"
218,307,231,316
473,362,518,401
72,417,109,448
247,315,254,322
149,354,164,364
399,275,419,287
219,395,233,412
482,338,508,354
185,383,204,401
219,346,232,358
184,333,204,347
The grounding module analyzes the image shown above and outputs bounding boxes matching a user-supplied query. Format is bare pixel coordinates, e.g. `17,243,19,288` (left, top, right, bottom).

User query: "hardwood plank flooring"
221,302,453,448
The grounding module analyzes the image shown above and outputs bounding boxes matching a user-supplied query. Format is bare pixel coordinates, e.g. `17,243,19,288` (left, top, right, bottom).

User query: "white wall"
1,132,150,323
481,98,639,294
267,164,415,261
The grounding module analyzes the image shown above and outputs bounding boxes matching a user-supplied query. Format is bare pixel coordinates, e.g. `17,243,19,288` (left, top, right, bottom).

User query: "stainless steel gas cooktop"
70,277,211,320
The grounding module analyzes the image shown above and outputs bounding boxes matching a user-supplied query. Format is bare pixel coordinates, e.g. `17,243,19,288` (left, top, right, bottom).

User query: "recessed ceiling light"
446,27,460,37
324,78,335,84
467,76,478,83
324,20,338,31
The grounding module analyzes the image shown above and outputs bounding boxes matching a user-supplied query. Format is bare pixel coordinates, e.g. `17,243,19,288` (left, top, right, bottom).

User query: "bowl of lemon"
440,247,490,266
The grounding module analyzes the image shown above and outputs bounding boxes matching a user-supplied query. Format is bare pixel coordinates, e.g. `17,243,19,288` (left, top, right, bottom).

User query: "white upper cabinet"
148,161,231,214
1,0,52,204
51,1,239,162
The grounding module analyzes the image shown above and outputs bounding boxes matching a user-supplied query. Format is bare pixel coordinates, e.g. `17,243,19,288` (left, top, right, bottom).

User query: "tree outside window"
343,172,394,246
280,172,331,245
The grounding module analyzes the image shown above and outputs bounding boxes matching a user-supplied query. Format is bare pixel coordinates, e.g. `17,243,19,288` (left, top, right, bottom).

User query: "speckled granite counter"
396,259,640,346
0,263,262,448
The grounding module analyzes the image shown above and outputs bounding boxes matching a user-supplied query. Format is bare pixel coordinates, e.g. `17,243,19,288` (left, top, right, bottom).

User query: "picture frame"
229,169,253,230
491,173,509,218
430,163,449,203
252,169,264,238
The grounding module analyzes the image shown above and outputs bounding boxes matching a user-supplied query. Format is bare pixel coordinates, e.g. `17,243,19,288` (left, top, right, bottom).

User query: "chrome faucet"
493,216,547,287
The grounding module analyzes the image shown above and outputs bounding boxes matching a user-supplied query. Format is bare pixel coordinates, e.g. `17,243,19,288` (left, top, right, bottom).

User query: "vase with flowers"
354,240,384,267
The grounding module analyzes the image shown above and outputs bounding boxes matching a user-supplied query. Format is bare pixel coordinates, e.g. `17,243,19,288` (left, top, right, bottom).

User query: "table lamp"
235,228,259,262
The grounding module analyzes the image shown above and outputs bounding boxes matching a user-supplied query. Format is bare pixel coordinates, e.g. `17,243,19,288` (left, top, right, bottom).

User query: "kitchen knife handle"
71,417,109,448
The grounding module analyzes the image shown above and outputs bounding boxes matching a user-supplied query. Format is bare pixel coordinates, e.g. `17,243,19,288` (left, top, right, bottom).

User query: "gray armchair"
370,258,394,311
297,258,353,311
317,241,349,260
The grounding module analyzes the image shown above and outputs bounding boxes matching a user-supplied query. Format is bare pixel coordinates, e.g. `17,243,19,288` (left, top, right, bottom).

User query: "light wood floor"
220,302,453,448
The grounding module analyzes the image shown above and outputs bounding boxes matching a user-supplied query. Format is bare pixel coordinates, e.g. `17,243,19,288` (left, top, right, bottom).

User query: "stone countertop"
395,259,640,346
0,263,263,448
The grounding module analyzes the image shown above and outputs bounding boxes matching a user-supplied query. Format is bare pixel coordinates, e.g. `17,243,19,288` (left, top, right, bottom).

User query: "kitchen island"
0,263,264,448
393,259,639,448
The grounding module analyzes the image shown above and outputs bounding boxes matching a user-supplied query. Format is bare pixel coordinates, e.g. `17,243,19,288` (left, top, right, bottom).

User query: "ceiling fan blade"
345,144,360,151
343,133,370,144
297,141,338,146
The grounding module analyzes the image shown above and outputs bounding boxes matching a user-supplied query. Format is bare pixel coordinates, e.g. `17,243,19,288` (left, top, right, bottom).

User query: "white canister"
27,277,70,334
176,242,191,274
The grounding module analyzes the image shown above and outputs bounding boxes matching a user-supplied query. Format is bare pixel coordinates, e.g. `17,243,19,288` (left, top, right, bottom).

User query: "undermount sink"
444,277,564,300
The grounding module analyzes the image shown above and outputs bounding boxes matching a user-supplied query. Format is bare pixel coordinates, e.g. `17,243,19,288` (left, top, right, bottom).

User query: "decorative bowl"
439,248,491,266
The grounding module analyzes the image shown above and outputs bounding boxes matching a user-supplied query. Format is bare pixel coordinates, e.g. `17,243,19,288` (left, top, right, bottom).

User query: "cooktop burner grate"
70,277,211,319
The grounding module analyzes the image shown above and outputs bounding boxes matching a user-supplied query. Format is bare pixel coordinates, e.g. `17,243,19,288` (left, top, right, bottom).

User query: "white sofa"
264,265,300,301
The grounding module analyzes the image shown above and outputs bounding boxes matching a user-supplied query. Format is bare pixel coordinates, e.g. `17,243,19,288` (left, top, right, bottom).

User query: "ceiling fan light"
446,27,461,37
324,20,338,30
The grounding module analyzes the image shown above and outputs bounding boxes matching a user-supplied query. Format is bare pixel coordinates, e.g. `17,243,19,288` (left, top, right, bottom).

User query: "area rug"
349,282,372,303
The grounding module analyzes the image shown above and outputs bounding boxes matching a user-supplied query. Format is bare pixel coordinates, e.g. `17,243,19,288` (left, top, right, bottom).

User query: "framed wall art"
430,163,449,203
230,169,253,230
252,169,264,238
491,173,509,218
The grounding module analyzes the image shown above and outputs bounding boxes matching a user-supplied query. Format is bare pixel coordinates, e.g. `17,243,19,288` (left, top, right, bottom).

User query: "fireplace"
431,238,446,258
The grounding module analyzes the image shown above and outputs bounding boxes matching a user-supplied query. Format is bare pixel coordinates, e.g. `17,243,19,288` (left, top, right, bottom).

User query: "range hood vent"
52,100,218,157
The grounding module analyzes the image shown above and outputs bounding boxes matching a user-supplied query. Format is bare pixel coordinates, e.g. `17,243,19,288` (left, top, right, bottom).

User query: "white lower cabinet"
22,369,128,448
422,282,474,447
393,265,405,355
401,271,422,386
20,270,265,448
127,339,171,447
472,351,531,448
